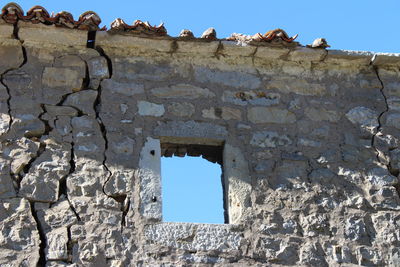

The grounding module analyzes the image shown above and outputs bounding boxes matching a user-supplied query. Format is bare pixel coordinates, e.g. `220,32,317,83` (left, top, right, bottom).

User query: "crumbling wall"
1,17,400,267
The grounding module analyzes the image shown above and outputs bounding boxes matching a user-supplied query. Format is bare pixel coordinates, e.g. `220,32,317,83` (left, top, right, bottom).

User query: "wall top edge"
1,13,399,67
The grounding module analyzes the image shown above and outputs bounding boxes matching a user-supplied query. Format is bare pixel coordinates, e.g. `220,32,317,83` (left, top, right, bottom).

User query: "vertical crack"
66,226,74,263
0,19,28,135
371,66,400,198
95,46,113,78
88,36,129,230
371,66,389,164
59,138,81,222
30,201,47,267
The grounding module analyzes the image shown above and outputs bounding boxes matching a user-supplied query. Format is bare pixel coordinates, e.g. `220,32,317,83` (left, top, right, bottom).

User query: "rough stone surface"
151,84,215,99
248,107,296,124
1,21,400,266
137,101,165,117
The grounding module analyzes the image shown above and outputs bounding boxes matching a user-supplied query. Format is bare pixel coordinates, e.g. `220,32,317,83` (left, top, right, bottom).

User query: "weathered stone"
46,228,69,260
151,84,215,99
356,247,383,266
2,20,400,266
11,114,46,138
223,144,251,224
19,138,71,202
267,78,326,96
298,138,321,147
155,120,227,140
0,198,40,266
144,223,242,252
305,107,340,122
0,41,24,73
222,90,280,106
194,66,261,89
202,107,242,120
345,106,379,133
386,112,400,129
138,101,165,117
167,102,195,117
366,167,398,186
139,137,161,220
64,90,98,116
101,79,144,96
44,105,78,117
344,216,369,242
87,56,110,80
288,47,327,62
248,107,296,124
42,67,83,91
0,158,15,199
251,131,292,148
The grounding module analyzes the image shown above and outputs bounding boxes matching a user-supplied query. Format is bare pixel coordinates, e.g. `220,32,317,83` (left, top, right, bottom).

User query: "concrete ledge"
96,31,173,53
325,49,374,65
372,52,400,67
18,22,87,48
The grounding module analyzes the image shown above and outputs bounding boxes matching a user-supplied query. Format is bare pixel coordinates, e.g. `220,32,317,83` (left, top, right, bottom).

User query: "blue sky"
12,1,399,223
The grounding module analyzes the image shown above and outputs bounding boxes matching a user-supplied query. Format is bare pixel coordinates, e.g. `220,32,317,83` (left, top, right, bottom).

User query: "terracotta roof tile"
1,2,301,44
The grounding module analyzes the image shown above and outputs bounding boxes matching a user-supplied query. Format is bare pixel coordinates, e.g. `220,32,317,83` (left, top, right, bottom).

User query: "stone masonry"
1,5,400,267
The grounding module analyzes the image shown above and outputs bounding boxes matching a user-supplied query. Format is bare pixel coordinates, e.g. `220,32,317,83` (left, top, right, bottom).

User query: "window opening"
161,143,226,224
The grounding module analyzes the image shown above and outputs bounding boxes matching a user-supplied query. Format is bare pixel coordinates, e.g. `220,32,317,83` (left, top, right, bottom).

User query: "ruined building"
1,3,400,266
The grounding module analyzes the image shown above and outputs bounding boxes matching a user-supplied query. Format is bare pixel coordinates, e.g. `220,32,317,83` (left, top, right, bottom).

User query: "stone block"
250,131,292,148
221,41,257,57
11,114,46,138
139,137,161,220
222,90,280,106
202,107,242,120
267,78,326,96
87,56,110,80
46,228,69,261
386,112,400,129
254,46,290,60
305,107,340,122
138,101,165,117
64,90,98,116
151,84,215,99
18,21,87,47
0,158,15,199
154,120,227,140
0,40,24,73
248,107,296,124
144,223,242,252
345,106,379,134
194,66,261,89
288,47,327,62
101,79,144,96
96,31,173,53
42,67,83,92
167,102,195,117
176,40,220,55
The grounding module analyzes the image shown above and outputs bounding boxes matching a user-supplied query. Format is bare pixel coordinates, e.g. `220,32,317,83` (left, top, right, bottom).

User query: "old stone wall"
1,17,400,267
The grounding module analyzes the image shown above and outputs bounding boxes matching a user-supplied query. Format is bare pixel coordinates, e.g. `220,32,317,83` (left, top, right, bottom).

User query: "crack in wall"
370,65,400,198
29,201,47,267
59,137,81,222
371,66,390,165
88,39,132,230
1,20,28,133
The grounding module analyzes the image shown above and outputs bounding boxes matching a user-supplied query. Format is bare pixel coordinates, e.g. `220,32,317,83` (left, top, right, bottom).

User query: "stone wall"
1,18,400,267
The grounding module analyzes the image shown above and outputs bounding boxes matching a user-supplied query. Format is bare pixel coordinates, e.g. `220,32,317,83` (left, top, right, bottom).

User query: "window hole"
161,143,226,224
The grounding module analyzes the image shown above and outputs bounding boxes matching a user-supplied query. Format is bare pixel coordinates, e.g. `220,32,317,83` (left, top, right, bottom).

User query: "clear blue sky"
13,1,399,223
